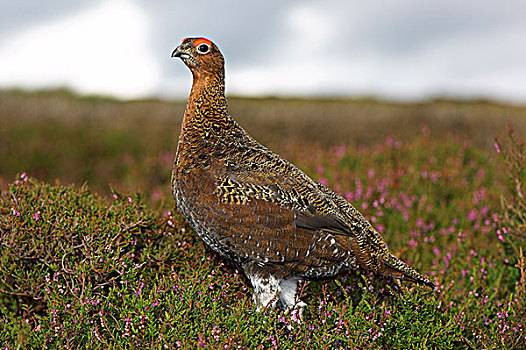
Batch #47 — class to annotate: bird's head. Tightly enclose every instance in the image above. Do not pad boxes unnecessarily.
[171,37,224,78]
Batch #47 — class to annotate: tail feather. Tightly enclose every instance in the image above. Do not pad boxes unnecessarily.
[349,235,435,288]
[382,258,435,288]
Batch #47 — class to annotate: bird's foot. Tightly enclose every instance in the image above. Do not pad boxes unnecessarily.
[288,300,306,323]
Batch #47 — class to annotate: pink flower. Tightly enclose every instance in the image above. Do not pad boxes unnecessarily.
[334,146,346,158]
[430,172,440,183]
[467,209,477,221]
[493,141,501,153]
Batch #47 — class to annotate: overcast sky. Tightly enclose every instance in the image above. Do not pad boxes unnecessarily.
[1,0,525,102]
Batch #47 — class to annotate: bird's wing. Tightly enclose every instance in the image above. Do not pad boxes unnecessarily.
[177,167,352,278]
[208,148,434,286]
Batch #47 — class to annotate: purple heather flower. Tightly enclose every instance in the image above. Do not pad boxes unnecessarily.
[496,230,505,243]
[334,146,346,158]
[467,209,477,221]
[494,141,501,153]
[433,246,440,256]
[430,172,440,183]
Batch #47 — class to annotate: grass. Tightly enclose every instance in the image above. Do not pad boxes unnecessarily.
[0,89,525,348]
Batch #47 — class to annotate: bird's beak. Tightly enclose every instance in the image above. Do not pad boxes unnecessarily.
[171,47,183,58]
[172,45,191,59]
[171,43,195,67]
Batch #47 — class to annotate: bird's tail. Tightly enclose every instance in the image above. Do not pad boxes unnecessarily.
[380,253,435,288]
[348,235,435,288]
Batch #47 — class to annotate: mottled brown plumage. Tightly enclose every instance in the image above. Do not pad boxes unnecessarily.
[171,37,434,319]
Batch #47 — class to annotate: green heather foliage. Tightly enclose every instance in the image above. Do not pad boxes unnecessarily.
[0,90,525,349]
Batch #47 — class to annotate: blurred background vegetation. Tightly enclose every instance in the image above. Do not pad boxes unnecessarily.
[2,88,526,200]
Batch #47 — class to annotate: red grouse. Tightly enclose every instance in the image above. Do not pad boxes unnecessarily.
[171,37,434,320]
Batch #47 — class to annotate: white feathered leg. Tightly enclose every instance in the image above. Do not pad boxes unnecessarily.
[279,276,306,323]
[247,273,280,311]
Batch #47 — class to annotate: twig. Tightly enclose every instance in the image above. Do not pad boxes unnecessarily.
[515,247,526,296]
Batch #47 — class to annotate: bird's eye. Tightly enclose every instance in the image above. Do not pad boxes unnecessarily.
[196,43,210,54]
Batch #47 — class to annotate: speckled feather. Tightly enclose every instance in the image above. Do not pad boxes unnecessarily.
[171,37,434,316]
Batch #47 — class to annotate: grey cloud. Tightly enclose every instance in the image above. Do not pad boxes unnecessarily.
[2,0,526,101]
[135,0,305,95]
[0,1,104,44]
[137,1,304,66]
[299,0,526,57]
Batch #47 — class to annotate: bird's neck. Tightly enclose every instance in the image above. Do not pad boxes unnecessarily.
[177,70,238,153]
[183,71,229,126]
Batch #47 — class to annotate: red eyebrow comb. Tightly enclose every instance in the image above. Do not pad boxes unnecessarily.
[193,38,212,47]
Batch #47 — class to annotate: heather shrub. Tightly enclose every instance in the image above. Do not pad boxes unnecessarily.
[0,176,187,347]
[1,131,525,349]
[1,91,525,349]
[494,126,526,339]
